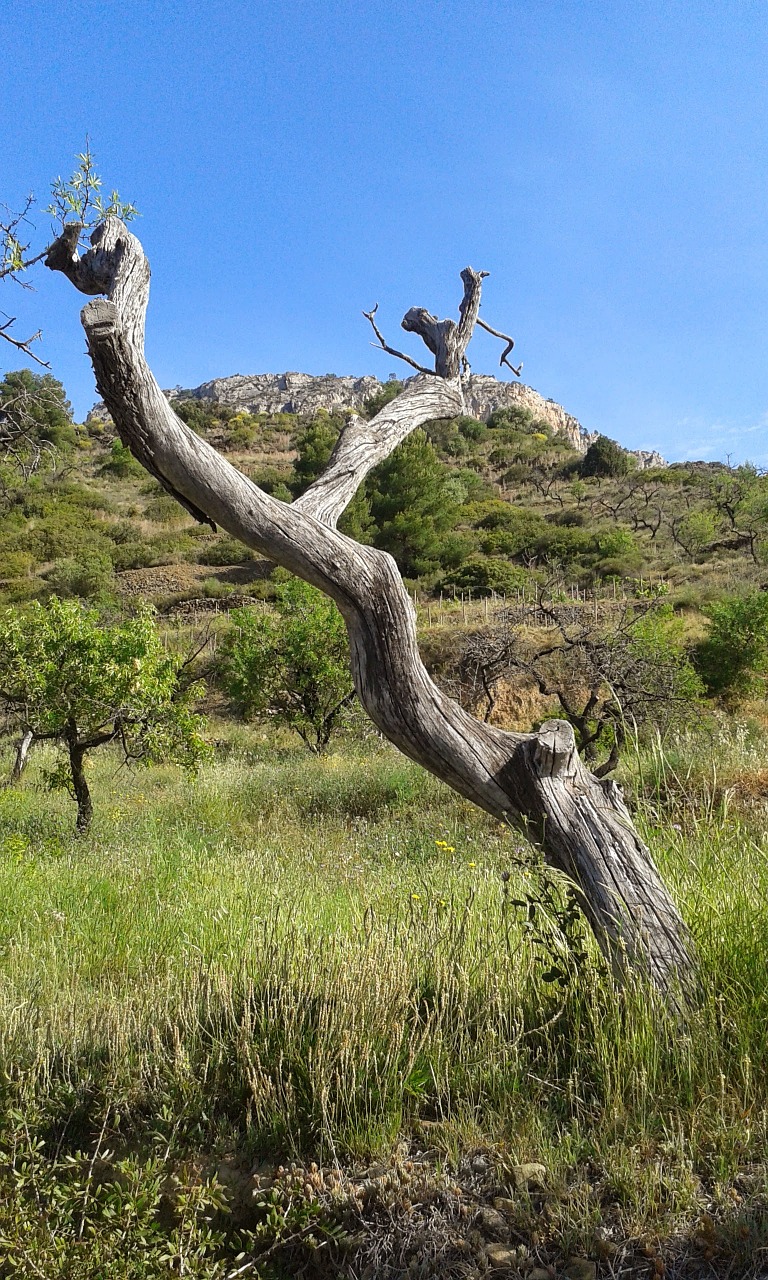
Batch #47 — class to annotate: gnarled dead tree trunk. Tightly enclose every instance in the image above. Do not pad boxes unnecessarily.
[47,218,695,1006]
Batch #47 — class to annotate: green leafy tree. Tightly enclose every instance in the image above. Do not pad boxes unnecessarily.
[0,369,75,494]
[219,580,355,751]
[292,416,343,494]
[362,378,403,419]
[581,434,632,479]
[367,431,462,576]
[694,590,768,702]
[0,599,208,832]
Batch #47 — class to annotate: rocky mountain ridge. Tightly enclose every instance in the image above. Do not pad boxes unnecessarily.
[91,371,666,468]
[171,371,592,452]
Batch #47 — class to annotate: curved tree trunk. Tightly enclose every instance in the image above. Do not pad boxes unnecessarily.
[47,219,695,1005]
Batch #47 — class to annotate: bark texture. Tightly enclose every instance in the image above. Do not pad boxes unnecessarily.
[47,218,695,1003]
[8,728,33,784]
[66,726,93,835]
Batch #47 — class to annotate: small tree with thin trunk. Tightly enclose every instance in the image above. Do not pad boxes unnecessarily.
[0,598,208,833]
[220,580,356,752]
[43,216,696,1006]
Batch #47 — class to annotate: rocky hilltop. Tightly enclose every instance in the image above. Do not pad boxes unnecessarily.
[92,371,665,467]
[173,371,591,452]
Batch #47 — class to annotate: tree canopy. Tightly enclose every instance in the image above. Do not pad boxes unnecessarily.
[219,579,355,752]
[0,598,208,831]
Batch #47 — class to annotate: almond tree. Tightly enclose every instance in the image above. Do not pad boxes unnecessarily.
[45,217,695,1003]
[0,598,208,833]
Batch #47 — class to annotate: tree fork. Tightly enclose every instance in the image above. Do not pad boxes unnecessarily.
[47,218,696,1004]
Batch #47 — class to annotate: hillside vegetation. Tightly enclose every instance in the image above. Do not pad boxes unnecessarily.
[3,368,768,1276]
[2,369,767,616]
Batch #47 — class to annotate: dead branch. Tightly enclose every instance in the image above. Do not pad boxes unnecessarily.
[476,317,523,375]
[362,304,433,376]
[0,314,50,368]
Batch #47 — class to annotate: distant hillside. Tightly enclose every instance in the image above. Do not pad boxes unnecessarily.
[169,370,593,452]
[12,364,761,619]
[88,370,667,469]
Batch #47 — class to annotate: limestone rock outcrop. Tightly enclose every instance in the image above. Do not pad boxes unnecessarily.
[91,370,666,466]
[458,375,586,450]
[172,370,591,451]
[174,372,383,419]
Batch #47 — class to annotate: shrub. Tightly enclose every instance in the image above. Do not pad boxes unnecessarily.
[100,439,144,478]
[694,590,768,702]
[1,551,34,580]
[362,379,403,418]
[249,465,294,502]
[45,550,114,599]
[144,495,186,524]
[581,435,632,478]
[195,537,254,566]
[110,541,156,571]
[224,412,259,448]
[218,580,355,751]
[443,556,526,596]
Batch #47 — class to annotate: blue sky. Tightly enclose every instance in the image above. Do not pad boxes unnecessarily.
[2,0,768,463]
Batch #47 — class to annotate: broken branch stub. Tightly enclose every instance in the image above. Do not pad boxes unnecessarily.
[46,218,696,1008]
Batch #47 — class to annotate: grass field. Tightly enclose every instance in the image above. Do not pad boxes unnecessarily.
[1,728,767,1277]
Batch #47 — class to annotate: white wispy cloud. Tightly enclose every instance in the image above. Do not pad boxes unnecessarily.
[668,412,768,467]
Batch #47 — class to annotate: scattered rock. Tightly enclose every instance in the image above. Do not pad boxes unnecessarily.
[563,1260,596,1280]
[734,1168,765,1194]
[492,1196,517,1215]
[484,1242,517,1271]
[593,1229,618,1260]
[528,1269,553,1280]
[474,1205,510,1240]
[511,1162,548,1191]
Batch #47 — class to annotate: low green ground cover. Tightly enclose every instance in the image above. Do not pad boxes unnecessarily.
[0,729,767,1275]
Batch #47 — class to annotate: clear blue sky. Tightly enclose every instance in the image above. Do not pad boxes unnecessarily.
[2,0,768,463]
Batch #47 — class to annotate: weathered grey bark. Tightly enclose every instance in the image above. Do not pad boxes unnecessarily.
[47,218,695,1003]
[8,728,34,784]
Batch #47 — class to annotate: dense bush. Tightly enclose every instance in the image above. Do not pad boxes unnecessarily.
[195,537,254,566]
[144,494,187,524]
[362,378,403,418]
[45,551,114,600]
[443,555,526,596]
[694,590,768,701]
[219,580,355,751]
[100,439,144,478]
[581,434,632,478]
[292,415,343,493]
